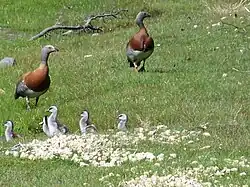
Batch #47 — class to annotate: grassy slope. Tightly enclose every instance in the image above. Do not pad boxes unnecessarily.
[1,0,250,186]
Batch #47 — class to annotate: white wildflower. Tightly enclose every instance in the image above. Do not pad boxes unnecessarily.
[240,172,247,176]
[199,146,211,150]
[169,153,177,159]
[202,132,211,137]
[157,153,164,161]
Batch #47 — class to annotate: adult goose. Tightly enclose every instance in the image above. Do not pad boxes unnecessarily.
[126,11,154,72]
[14,45,59,110]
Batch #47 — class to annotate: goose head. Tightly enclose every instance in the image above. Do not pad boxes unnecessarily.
[135,11,151,26]
[42,45,59,54]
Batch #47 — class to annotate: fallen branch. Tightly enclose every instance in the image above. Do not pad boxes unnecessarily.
[233,105,242,122]
[29,9,128,41]
[220,20,249,33]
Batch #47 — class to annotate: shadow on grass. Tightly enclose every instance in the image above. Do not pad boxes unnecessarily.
[146,68,178,74]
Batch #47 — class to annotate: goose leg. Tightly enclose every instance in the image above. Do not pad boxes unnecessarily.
[133,62,138,72]
[129,61,134,67]
[35,97,39,106]
[139,60,146,72]
[25,97,31,111]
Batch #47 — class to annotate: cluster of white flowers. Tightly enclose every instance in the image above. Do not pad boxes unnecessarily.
[132,125,206,145]
[4,123,249,186]
[5,124,207,167]
[118,154,250,187]
[3,129,162,167]
[120,174,204,187]
[120,162,249,187]
[224,156,250,168]
[5,133,163,167]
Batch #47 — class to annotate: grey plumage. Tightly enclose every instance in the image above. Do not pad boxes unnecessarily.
[47,105,69,136]
[2,120,20,142]
[117,114,128,131]
[126,11,154,72]
[14,45,59,110]
[0,57,16,68]
[79,110,97,135]
[135,11,151,28]
[40,115,51,137]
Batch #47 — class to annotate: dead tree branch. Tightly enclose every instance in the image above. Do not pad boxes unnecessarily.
[29,9,128,41]
[220,20,249,34]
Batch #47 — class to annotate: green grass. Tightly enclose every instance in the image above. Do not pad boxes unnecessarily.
[1,0,250,186]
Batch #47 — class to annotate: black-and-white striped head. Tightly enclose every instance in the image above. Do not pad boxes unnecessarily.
[118,114,128,123]
[3,120,14,130]
[80,110,89,122]
[48,105,58,114]
[41,116,48,125]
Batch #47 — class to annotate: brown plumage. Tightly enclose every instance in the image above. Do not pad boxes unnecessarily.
[15,45,59,110]
[126,11,154,72]
[23,64,50,92]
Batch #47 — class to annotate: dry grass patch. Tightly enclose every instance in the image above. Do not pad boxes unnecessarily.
[204,0,250,16]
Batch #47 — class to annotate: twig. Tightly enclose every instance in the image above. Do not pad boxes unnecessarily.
[233,105,242,122]
[244,6,250,12]
[232,67,250,73]
[221,20,247,33]
[29,9,128,41]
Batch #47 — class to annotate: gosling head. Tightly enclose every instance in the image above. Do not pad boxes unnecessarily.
[80,110,89,123]
[48,105,58,114]
[3,120,14,130]
[118,113,128,122]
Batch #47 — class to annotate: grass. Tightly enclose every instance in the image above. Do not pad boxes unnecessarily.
[1,0,250,186]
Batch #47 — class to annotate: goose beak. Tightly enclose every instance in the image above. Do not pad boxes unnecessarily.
[54,47,59,52]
